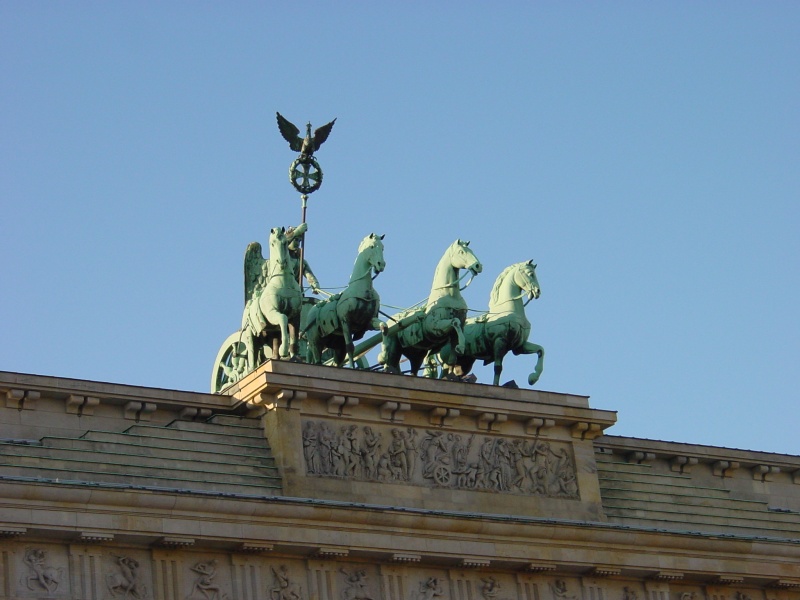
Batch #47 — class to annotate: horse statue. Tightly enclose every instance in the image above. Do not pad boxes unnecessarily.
[438,260,544,386]
[242,227,303,366]
[379,239,482,375]
[303,233,387,367]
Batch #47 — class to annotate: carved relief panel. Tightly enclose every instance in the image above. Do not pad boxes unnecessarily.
[301,420,579,498]
[15,546,69,598]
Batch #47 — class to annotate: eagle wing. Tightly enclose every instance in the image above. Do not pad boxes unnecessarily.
[276,112,303,152]
[313,118,337,152]
[244,242,266,305]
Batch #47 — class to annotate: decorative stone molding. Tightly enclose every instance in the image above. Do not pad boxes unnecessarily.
[591,567,622,577]
[124,401,157,421]
[769,580,800,589]
[525,417,555,436]
[239,542,273,553]
[157,536,195,548]
[571,422,603,440]
[327,395,359,416]
[0,525,26,537]
[66,395,100,415]
[391,553,421,563]
[180,407,212,420]
[429,407,459,426]
[652,572,684,581]
[314,547,349,558]
[258,389,307,411]
[716,576,744,585]
[77,531,114,543]
[5,388,39,410]
[525,562,557,573]
[670,456,699,474]
[460,558,491,568]
[477,412,508,432]
[380,401,410,421]
[626,451,656,464]
[712,461,740,478]
[752,464,780,482]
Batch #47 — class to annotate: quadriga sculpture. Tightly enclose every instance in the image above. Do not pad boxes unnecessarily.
[438,260,544,386]
[379,239,482,375]
[303,233,387,367]
[242,227,303,366]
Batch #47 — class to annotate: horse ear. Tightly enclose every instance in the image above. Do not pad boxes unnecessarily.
[280,226,286,233]
[464,240,470,246]
[527,259,533,265]
[380,234,385,240]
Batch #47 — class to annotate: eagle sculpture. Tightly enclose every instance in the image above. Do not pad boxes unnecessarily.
[276,112,336,157]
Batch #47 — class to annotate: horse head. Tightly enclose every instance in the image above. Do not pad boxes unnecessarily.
[516,260,540,300]
[268,227,289,273]
[450,239,483,276]
[358,233,386,276]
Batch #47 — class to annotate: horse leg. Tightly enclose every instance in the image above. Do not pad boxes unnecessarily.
[519,341,545,385]
[341,320,355,368]
[451,319,466,355]
[492,337,510,386]
[264,310,290,358]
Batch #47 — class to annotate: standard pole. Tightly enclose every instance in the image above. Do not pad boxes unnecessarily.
[298,194,308,289]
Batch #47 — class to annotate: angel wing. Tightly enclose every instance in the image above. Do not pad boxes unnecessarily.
[312,118,336,152]
[243,242,267,306]
[276,112,303,152]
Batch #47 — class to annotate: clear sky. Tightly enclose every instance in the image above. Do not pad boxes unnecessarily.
[1,3,798,455]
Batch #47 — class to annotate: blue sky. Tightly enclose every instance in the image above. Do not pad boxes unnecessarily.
[1,3,798,455]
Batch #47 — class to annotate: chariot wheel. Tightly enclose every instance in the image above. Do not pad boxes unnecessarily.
[210,331,273,393]
[289,156,323,194]
[433,464,452,486]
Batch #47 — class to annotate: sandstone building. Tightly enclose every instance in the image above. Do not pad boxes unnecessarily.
[1,362,798,600]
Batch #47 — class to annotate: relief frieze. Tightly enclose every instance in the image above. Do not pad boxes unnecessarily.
[301,420,579,498]
[106,555,149,599]
[20,547,65,596]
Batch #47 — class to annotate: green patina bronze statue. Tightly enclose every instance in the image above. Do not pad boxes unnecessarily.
[277,112,336,195]
[242,226,304,365]
[378,240,482,376]
[210,112,547,393]
[302,233,387,367]
[437,260,545,386]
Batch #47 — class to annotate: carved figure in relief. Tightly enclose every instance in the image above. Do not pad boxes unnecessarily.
[270,565,303,600]
[550,580,577,600]
[622,588,638,600]
[318,422,336,474]
[389,428,410,480]
[344,425,363,477]
[679,593,695,600]
[405,427,419,478]
[376,452,394,481]
[340,569,374,600]
[413,577,444,600]
[480,577,510,600]
[107,555,148,599]
[362,426,382,479]
[21,548,63,594]
[187,560,228,600]
[303,421,321,474]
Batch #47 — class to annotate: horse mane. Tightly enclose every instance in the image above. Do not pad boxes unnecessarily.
[490,264,518,306]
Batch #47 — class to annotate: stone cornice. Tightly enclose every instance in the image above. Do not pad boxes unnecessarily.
[230,360,617,433]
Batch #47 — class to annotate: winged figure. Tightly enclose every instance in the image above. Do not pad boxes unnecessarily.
[276,112,336,157]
